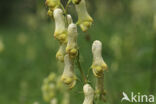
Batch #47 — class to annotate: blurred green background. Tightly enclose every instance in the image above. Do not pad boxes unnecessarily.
[0,0,156,104]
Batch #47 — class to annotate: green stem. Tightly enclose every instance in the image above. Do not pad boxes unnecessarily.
[76,50,88,84]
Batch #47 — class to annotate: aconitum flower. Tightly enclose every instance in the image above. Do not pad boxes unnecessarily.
[56,44,66,62]
[45,0,60,11]
[66,23,78,58]
[61,55,76,88]
[75,0,93,32]
[83,84,94,104]
[67,14,73,25]
[53,8,67,43]
[91,40,107,77]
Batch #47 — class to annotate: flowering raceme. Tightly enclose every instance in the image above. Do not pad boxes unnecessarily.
[66,23,78,58]
[53,9,67,43]
[44,0,109,103]
[91,40,108,77]
[83,84,94,104]
[61,55,76,88]
[75,0,93,32]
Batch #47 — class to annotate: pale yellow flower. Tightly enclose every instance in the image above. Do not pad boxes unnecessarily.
[53,8,67,43]
[67,14,73,25]
[83,84,94,104]
[75,0,93,32]
[91,40,107,77]
[66,23,78,58]
[61,55,76,89]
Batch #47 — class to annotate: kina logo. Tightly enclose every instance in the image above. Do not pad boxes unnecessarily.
[121,92,155,103]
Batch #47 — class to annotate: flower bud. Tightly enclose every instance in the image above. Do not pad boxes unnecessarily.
[56,44,66,62]
[91,40,107,77]
[67,14,73,25]
[53,8,67,43]
[75,0,93,32]
[45,0,60,10]
[72,0,81,4]
[66,23,78,58]
[83,84,94,104]
[61,55,76,88]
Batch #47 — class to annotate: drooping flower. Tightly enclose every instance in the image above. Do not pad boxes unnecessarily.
[66,23,78,58]
[53,8,67,43]
[56,44,66,62]
[75,0,93,32]
[91,40,108,77]
[61,55,76,89]
[83,84,94,104]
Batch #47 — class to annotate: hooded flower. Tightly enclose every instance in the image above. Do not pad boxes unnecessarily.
[66,23,78,58]
[67,14,73,25]
[56,44,66,62]
[75,0,93,32]
[91,40,107,77]
[53,8,67,43]
[61,55,76,88]
[83,84,94,104]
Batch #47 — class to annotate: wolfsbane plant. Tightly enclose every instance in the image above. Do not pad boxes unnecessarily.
[43,0,108,104]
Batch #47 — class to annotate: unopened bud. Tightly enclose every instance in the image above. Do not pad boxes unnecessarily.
[75,0,93,32]
[83,84,94,104]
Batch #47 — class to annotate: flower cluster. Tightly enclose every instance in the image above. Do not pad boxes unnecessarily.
[44,0,108,104]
